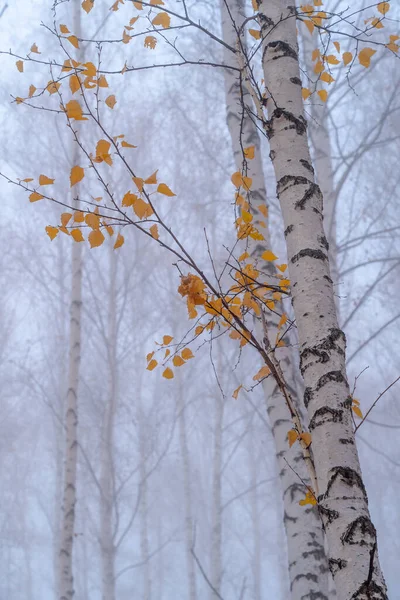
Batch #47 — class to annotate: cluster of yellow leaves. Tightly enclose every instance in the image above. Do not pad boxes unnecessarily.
[146,336,195,380]
[351,397,363,420]
[288,429,312,448]
[299,2,328,35]
[178,274,208,319]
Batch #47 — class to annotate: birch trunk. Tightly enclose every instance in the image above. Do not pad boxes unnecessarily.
[58,222,82,600]
[58,9,82,595]
[100,246,118,600]
[177,384,197,600]
[210,395,223,598]
[221,2,330,598]
[139,417,152,600]
[258,2,387,598]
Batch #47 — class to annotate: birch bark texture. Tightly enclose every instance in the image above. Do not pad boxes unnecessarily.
[257,1,387,598]
[220,2,330,598]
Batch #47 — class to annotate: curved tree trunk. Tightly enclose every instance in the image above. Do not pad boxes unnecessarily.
[220,1,330,598]
[258,2,387,598]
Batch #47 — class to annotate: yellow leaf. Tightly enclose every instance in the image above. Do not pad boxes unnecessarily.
[300,432,312,447]
[261,250,278,261]
[371,17,384,29]
[147,359,158,371]
[238,251,249,262]
[88,229,105,248]
[299,491,317,506]
[252,0,258,9]
[324,54,340,65]
[377,1,390,14]
[132,177,144,192]
[320,72,335,84]
[65,99,87,120]
[122,30,131,43]
[133,1,143,8]
[30,43,40,53]
[157,183,176,196]
[16,60,24,72]
[28,85,36,98]
[249,29,261,39]
[173,355,185,367]
[317,89,328,102]
[105,95,117,109]
[82,0,94,13]
[29,192,44,202]
[195,325,204,336]
[147,351,155,362]
[342,51,353,66]
[244,146,255,159]
[69,74,81,94]
[133,198,153,219]
[162,367,174,379]
[113,233,124,249]
[122,192,137,207]
[97,75,108,88]
[311,48,320,61]
[39,174,54,185]
[71,228,84,242]
[60,24,70,33]
[144,36,157,49]
[304,20,315,35]
[333,41,340,53]
[82,62,96,77]
[67,35,79,49]
[61,212,72,227]
[121,140,137,148]
[277,263,287,272]
[278,314,288,328]
[46,226,59,240]
[314,60,324,74]
[232,385,242,400]
[95,139,112,165]
[288,429,299,447]
[253,365,271,381]
[70,165,84,186]
[358,47,376,68]
[352,405,363,419]
[163,335,173,345]
[46,81,61,94]
[302,87,312,100]
[152,12,171,28]
[150,0,164,4]
[22,178,33,182]
[181,348,194,360]
[242,210,253,224]
[258,204,268,218]
[145,170,158,184]
[150,224,159,240]
[85,213,100,229]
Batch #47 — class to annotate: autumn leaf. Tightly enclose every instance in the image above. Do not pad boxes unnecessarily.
[88,229,105,248]
[82,0,94,12]
[114,233,124,249]
[97,75,108,88]
[105,95,117,109]
[181,348,194,360]
[320,72,335,84]
[261,249,278,261]
[144,36,157,49]
[162,367,174,379]
[152,12,171,28]
[39,174,55,185]
[317,89,328,102]
[324,54,340,65]
[244,146,255,159]
[173,355,185,367]
[150,224,159,239]
[29,192,44,202]
[122,30,131,44]
[352,405,363,419]
[60,24,70,34]
[16,60,24,72]
[70,165,84,186]
[30,43,40,53]
[45,226,59,240]
[238,251,249,262]
[67,35,80,49]
[147,359,158,371]
[61,212,73,227]
[288,429,299,447]
[358,47,376,68]
[74,211,84,222]
[253,365,270,381]
[302,87,312,100]
[157,183,176,196]
[81,62,96,77]
[122,192,137,207]
[278,314,288,328]
[85,213,100,229]
[333,41,340,53]
[71,229,84,242]
[145,170,158,184]
[342,51,353,66]
[300,432,312,447]
[65,99,87,120]
[232,385,242,400]
[121,140,137,148]
[314,60,324,74]
[69,74,81,94]
[133,198,153,219]
[28,85,36,98]
[242,210,253,224]
[299,491,317,506]
[46,81,61,94]
[249,29,261,39]
[377,1,390,14]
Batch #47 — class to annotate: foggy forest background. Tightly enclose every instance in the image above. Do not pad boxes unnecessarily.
[0,0,400,598]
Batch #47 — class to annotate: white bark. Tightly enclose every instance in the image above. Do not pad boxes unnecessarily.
[221,2,330,598]
[100,246,118,600]
[258,2,387,598]
[178,385,198,600]
[210,395,223,598]
[139,416,152,600]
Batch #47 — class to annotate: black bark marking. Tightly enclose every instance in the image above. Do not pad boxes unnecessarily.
[271,109,307,136]
[285,482,304,502]
[309,406,343,431]
[290,76,302,85]
[329,557,347,577]
[270,149,276,161]
[300,158,314,173]
[291,572,318,589]
[284,224,294,237]
[323,274,333,283]
[291,248,328,264]
[319,504,339,524]
[342,515,375,546]
[278,174,309,194]
[350,581,388,600]
[304,387,313,409]
[295,182,323,210]
[318,235,329,250]
[316,370,345,391]
[266,40,298,61]
[283,510,297,524]
[326,467,368,502]
[300,329,346,374]
[339,438,354,445]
